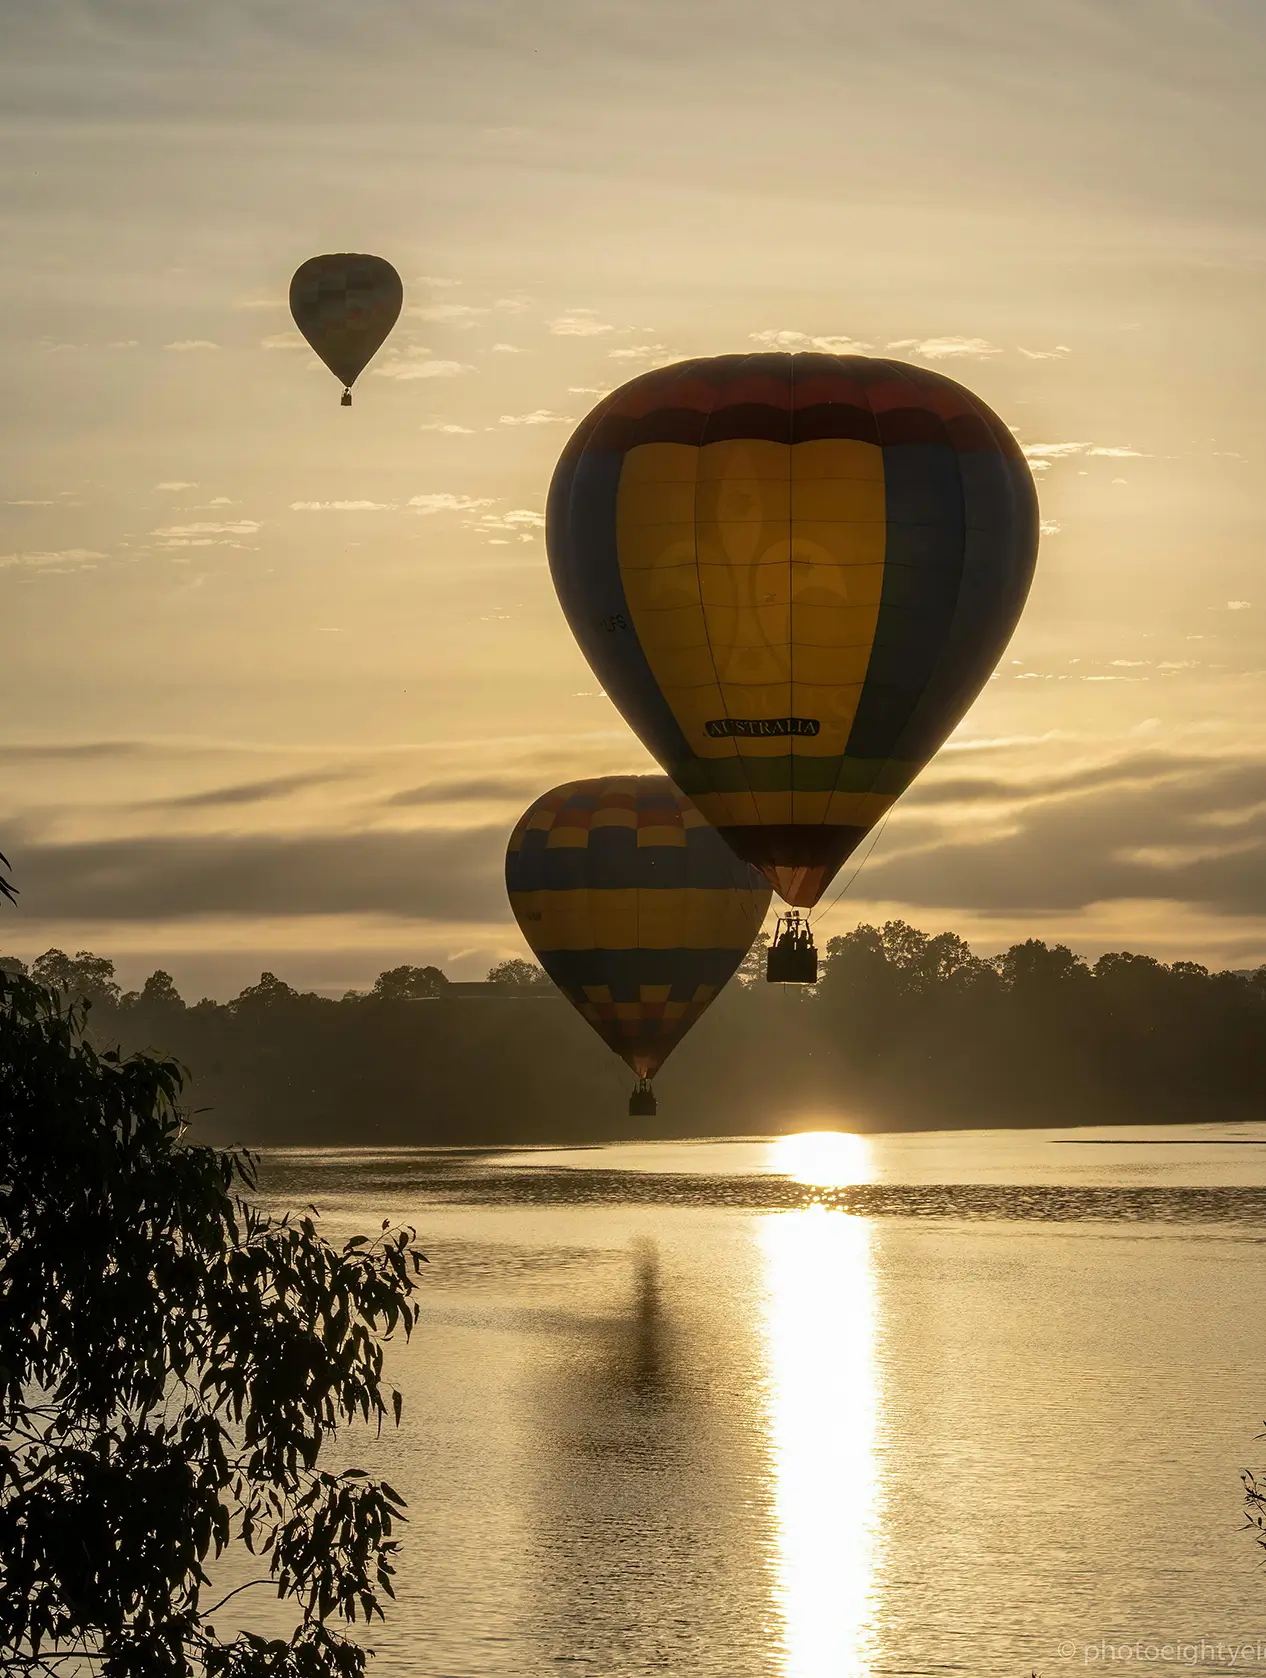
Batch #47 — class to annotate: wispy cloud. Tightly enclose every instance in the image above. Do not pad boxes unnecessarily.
[1040,519,1062,536]
[420,421,475,433]
[155,481,198,490]
[140,770,351,810]
[385,775,539,807]
[290,500,397,512]
[497,409,573,426]
[0,548,105,572]
[163,340,219,352]
[153,520,260,538]
[474,509,545,542]
[6,499,55,506]
[888,336,1002,360]
[1228,601,1253,611]
[1021,441,1146,473]
[372,358,471,381]
[407,303,487,325]
[408,493,494,515]
[106,339,139,350]
[608,344,674,365]
[1019,345,1072,359]
[490,343,525,353]
[749,329,871,352]
[260,331,305,350]
[549,311,616,337]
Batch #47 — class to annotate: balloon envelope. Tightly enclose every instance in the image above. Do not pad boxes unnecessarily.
[506,775,770,1078]
[288,254,402,391]
[546,353,1039,906]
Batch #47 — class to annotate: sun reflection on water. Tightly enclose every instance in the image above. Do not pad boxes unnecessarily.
[771,1129,876,1188]
[762,1169,881,1677]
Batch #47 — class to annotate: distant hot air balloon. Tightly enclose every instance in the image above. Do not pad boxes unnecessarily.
[506,775,771,1115]
[289,254,403,405]
[546,353,1039,975]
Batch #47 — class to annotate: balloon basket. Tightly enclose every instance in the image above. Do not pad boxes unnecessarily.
[628,1077,657,1118]
[340,389,352,406]
[766,911,818,984]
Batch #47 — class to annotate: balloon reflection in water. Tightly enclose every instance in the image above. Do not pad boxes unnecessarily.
[762,1204,882,1678]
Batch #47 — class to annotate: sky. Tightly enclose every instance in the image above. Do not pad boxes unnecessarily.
[2,0,1266,998]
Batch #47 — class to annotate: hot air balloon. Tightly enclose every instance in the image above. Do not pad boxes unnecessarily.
[546,353,1039,978]
[289,254,403,405]
[506,775,770,1115]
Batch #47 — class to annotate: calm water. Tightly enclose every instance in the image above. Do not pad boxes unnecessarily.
[220,1125,1266,1676]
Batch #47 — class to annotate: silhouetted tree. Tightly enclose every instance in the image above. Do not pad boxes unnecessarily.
[0,972,426,1676]
[370,964,447,1002]
[29,947,121,1007]
[485,958,552,991]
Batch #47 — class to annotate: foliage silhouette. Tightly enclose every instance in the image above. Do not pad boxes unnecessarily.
[5,923,1266,1143]
[0,972,426,1677]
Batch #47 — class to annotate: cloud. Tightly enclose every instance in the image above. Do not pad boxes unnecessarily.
[1228,601,1252,610]
[140,770,351,811]
[1021,441,1146,474]
[152,520,260,538]
[106,340,139,350]
[608,344,674,365]
[0,549,105,572]
[260,331,305,350]
[420,421,475,434]
[490,343,525,353]
[1039,520,1062,536]
[385,775,539,807]
[549,311,616,336]
[7,826,508,923]
[1022,443,1090,461]
[497,409,573,426]
[235,298,285,310]
[0,741,147,763]
[163,340,219,351]
[863,748,1266,920]
[888,337,1002,359]
[494,295,532,313]
[156,481,198,490]
[1019,345,1072,359]
[472,510,544,544]
[749,330,871,352]
[415,275,462,288]
[289,500,396,511]
[205,496,235,506]
[407,493,494,515]
[567,386,606,395]
[407,303,486,324]
[6,499,55,506]
[372,358,471,381]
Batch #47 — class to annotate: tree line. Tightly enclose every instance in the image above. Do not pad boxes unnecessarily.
[3,923,1265,1143]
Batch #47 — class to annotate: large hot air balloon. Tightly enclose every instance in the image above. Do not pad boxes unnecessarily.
[546,354,1039,959]
[289,254,403,405]
[506,775,770,1114]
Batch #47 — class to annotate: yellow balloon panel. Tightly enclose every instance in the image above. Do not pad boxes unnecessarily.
[614,438,889,765]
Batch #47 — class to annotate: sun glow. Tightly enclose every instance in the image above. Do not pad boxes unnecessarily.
[762,1207,882,1677]
[771,1130,875,1188]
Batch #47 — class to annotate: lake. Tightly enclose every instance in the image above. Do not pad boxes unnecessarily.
[222,1125,1266,1676]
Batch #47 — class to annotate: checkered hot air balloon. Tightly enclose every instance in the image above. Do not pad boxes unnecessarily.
[546,353,1040,911]
[506,776,770,1115]
[289,254,403,405]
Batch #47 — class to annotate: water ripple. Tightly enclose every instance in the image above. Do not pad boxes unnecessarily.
[414,1170,1266,1222]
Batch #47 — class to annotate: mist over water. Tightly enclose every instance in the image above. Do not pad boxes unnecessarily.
[227,1127,1266,1676]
